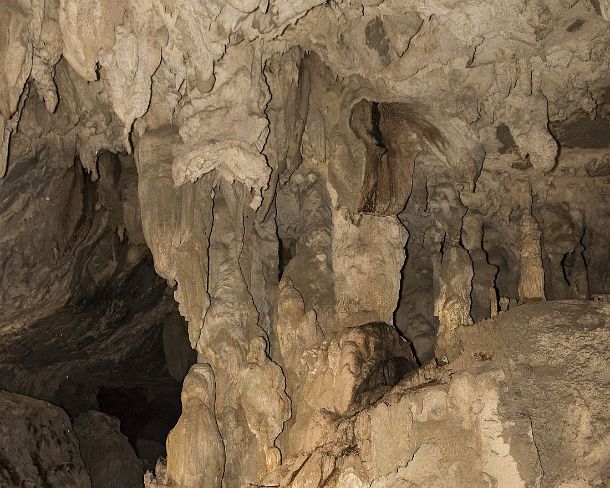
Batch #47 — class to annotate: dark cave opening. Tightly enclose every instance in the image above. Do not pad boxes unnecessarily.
[97,383,182,471]
[278,235,296,279]
[370,102,388,154]
[349,99,421,216]
[0,150,197,483]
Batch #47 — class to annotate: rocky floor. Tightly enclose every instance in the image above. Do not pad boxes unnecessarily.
[2,0,610,487]
[2,300,608,487]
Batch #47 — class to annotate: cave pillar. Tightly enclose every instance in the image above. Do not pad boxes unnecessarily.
[432,243,443,318]
[135,126,214,345]
[462,213,498,323]
[195,182,289,486]
[434,243,474,359]
[274,163,409,454]
[281,173,335,335]
[273,119,410,458]
[239,337,291,473]
[332,208,408,329]
[517,213,546,303]
[165,364,225,488]
[490,288,498,318]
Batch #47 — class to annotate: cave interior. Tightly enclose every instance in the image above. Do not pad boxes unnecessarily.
[0,1,609,488]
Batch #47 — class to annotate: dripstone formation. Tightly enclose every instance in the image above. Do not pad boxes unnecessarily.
[1,1,609,487]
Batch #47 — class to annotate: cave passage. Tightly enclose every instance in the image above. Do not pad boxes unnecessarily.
[0,151,197,483]
[2,3,610,487]
[97,384,182,470]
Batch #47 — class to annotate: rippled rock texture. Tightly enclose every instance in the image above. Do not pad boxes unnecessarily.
[1,0,610,487]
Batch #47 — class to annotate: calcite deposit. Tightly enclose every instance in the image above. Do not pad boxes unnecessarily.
[1,0,610,486]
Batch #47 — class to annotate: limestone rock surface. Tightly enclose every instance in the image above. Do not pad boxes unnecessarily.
[1,0,610,487]
[165,364,225,488]
[0,390,91,488]
[263,300,610,488]
[74,411,144,488]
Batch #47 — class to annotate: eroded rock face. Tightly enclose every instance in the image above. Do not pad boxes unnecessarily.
[263,301,610,488]
[239,337,291,472]
[0,148,180,413]
[0,391,91,488]
[2,0,610,487]
[74,411,144,488]
[304,323,417,417]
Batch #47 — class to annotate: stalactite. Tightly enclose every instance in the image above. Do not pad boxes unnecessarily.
[1,2,610,487]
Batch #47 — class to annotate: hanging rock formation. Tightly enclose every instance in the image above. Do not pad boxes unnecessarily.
[1,0,610,487]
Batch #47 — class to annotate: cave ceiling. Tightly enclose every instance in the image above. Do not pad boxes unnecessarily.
[1,0,610,487]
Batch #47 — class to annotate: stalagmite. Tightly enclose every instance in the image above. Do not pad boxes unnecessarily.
[434,244,474,358]
[239,337,291,472]
[0,114,9,178]
[0,1,609,487]
[463,213,498,322]
[165,364,225,488]
[518,212,546,303]
[490,287,498,318]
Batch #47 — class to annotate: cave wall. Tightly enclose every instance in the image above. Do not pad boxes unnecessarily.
[0,140,182,412]
[1,0,610,487]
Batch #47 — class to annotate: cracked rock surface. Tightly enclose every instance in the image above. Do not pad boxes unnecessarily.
[1,0,610,486]
[261,301,610,488]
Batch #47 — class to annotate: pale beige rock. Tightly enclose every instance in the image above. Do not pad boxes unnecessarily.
[490,287,498,318]
[503,94,558,172]
[275,278,323,373]
[280,172,336,336]
[305,323,417,416]
[435,244,474,358]
[136,127,213,344]
[58,0,126,81]
[195,181,276,486]
[0,1,37,119]
[0,114,9,177]
[269,301,610,488]
[2,1,610,487]
[239,337,291,472]
[518,213,546,303]
[144,458,168,488]
[599,0,610,21]
[99,4,164,152]
[172,44,271,210]
[165,364,225,488]
[31,54,58,113]
[332,209,407,328]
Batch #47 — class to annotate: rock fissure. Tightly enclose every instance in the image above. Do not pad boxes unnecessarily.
[1,1,610,487]
[526,411,546,485]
